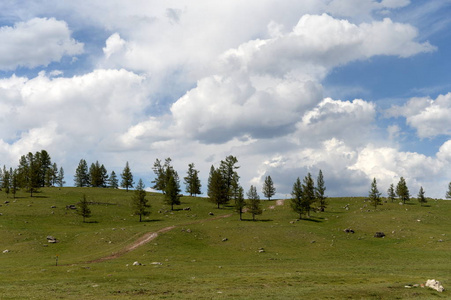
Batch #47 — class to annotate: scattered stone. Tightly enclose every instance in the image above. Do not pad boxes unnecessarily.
[438,239,443,242]
[47,236,58,243]
[150,262,162,265]
[186,229,192,233]
[209,212,214,216]
[183,207,191,211]
[374,232,385,238]
[51,206,56,208]
[4,201,9,204]
[66,204,76,210]
[132,261,141,266]
[258,247,265,253]
[310,240,316,244]
[0,213,3,216]
[222,238,228,242]
[3,249,9,254]
[425,279,444,292]
[344,228,355,234]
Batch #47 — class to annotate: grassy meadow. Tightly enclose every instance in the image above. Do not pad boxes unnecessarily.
[0,187,449,299]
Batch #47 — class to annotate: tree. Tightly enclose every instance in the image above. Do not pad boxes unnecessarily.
[74,159,89,187]
[246,185,262,221]
[108,171,119,188]
[152,158,176,193]
[396,177,410,204]
[2,166,10,197]
[315,170,327,212]
[78,194,92,223]
[446,182,451,199]
[121,162,134,191]
[17,152,40,197]
[262,175,276,201]
[184,163,202,196]
[131,179,150,222]
[417,186,427,206]
[219,155,240,202]
[368,178,382,209]
[387,183,396,203]
[234,186,246,221]
[302,173,315,217]
[291,177,304,219]
[37,150,52,187]
[207,167,228,208]
[10,169,19,199]
[56,167,65,188]
[164,175,181,210]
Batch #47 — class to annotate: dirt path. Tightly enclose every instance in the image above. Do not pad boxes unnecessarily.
[83,213,232,264]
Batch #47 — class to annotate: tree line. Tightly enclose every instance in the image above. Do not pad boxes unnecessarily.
[0,150,65,197]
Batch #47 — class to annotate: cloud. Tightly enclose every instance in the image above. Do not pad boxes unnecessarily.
[0,18,83,70]
[388,93,451,138]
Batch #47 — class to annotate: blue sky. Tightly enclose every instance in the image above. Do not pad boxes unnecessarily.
[1,0,451,198]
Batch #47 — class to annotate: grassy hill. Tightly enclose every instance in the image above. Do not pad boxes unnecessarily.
[0,187,449,299]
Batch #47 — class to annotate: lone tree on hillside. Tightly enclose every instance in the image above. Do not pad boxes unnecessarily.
[152,158,177,194]
[207,166,228,208]
[396,177,410,204]
[78,194,92,223]
[291,177,304,219]
[164,174,181,210]
[184,163,202,196]
[417,186,427,206]
[315,170,327,212]
[262,175,276,201]
[121,162,134,191]
[387,183,396,202]
[247,185,262,221]
[234,186,246,221]
[132,179,150,221]
[368,178,382,209]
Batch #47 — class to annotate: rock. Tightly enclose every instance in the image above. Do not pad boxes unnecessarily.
[3,249,9,254]
[47,236,58,243]
[209,212,214,216]
[425,279,444,292]
[51,206,56,208]
[344,228,355,234]
[183,207,191,211]
[4,201,9,204]
[222,238,228,242]
[150,262,162,265]
[258,249,265,253]
[186,229,192,233]
[132,261,141,266]
[66,204,76,210]
[374,232,385,238]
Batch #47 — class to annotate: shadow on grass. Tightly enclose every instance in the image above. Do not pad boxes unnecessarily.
[240,219,273,222]
[140,219,162,223]
[301,218,323,223]
[31,195,49,199]
[84,220,99,224]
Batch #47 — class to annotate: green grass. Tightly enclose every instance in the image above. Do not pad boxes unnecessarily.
[0,188,449,299]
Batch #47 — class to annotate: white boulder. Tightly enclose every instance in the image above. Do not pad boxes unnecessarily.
[425,279,444,292]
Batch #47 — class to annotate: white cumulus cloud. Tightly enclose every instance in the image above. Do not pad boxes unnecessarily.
[0,18,83,70]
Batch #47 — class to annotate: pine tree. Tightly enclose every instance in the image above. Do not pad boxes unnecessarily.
[315,170,327,212]
[369,178,382,209]
[291,177,304,219]
[247,185,262,221]
[121,162,134,191]
[74,159,89,187]
[262,175,276,201]
[10,169,19,199]
[387,183,396,202]
[2,166,10,197]
[108,171,119,188]
[302,173,315,217]
[56,167,65,187]
[208,167,228,208]
[234,186,246,221]
[152,158,176,193]
[184,163,202,196]
[396,177,410,204]
[78,194,92,223]
[219,155,240,202]
[132,179,150,221]
[446,182,451,199]
[17,152,40,196]
[164,175,181,210]
[417,186,427,206]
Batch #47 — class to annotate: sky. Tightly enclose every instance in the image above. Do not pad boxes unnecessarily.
[1,0,451,198]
